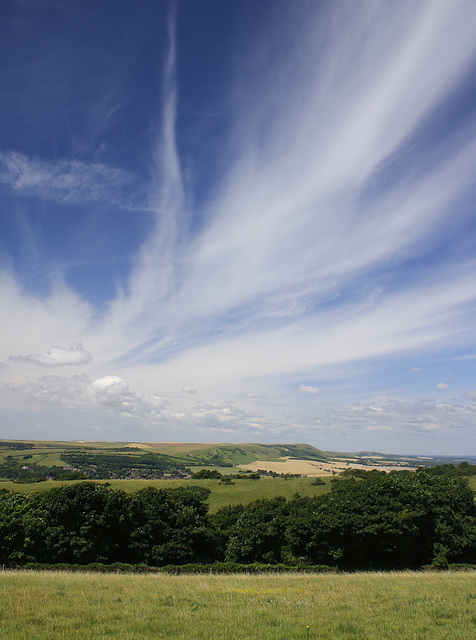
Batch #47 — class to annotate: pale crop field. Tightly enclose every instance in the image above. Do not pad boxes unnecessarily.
[1,570,475,640]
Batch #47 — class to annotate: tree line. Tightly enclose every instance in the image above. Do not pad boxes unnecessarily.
[1,471,475,570]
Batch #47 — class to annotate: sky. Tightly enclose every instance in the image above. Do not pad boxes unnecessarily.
[0,0,475,455]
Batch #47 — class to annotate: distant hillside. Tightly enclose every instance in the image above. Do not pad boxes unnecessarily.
[0,440,350,482]
[1,440,475,483]
[170,442,334,467]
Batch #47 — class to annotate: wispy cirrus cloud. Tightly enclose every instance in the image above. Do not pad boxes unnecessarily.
[95,0,476,375]
[0,150,138,206]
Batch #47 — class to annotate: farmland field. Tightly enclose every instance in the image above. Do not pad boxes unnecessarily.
[1,570,475,639]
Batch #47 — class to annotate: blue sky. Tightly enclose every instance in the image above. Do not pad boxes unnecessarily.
[1,0,476,454]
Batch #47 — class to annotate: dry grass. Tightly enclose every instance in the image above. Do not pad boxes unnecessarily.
[0,570,475,639]
[237,458,417,476]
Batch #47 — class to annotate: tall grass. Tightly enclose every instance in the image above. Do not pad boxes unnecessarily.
[1,570,475,639]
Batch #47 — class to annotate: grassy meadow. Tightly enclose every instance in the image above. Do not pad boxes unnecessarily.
[1,570,475,639]
[0,476,330,512]
[1,474,475,512]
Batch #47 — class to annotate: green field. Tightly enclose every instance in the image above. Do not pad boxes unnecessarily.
[1,469,475,514]
[1,570,475,639]
[0,476,330,512]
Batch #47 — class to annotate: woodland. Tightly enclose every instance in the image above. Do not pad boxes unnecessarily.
[1,468,475,571]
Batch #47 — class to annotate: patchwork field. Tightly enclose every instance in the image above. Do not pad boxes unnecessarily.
[2,439,472,478]
[1,570,475,640]
[2,440,474,508]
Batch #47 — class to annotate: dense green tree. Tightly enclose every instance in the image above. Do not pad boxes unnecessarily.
[129,486,214,565]
[285,473,476,569]
[192,469,223,479]
[1,472,475,570]
[225,497,289,564]
[416,462,476,478]
[209,504,245,561]
[23,483,132,564]
[0,492,33,563]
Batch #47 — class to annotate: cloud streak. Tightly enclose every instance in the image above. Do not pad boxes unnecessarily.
[92,0,476,373]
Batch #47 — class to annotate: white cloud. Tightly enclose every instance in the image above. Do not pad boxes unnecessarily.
[9,344,92,367]
[21,374,91,410]
[7,373,170,421]
[299,385,320,395]
[0,150,137,206]
[0,272,93,366]
[306,396,476,447]
[243,392,267,399]
[181,387,197,394]
[436,383,448,389]
[86,376,169,419]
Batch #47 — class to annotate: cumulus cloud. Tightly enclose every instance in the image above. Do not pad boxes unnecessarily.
[86,376,168,418]
[306,396,476,448]
[299,384,320,395]
[9,344,92,368]
[8,373,169,421]
[181,387,197,394]
[436,383,449,389]
[8,372,275,433]
[88,375,131,399]
[21,374,91,409]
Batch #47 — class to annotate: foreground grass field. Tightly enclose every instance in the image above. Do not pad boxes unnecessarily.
[1,570,475,639]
